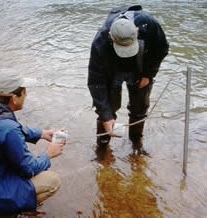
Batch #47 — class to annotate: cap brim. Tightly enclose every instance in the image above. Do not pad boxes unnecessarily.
[0,92,13,97]
[113,40,139,58]
[20,78,37,88]
[0,78,36,96]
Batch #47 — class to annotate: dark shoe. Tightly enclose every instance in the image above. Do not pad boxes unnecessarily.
[17,210,46,217]
[94,143,115,165]
[132,140,149,156]
[128,118,144,143]
[129,118,148,155]
[97,120,111,146]
[95,143,108,161]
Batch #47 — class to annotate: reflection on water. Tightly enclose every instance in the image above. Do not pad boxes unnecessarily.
[0,0,207,217]
[93,145,165,217]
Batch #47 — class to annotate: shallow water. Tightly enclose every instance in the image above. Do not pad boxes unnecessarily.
[0,0,207,217]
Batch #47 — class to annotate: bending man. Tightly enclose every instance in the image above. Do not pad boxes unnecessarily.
[88,5,169,152]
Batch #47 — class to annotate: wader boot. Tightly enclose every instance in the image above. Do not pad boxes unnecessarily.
[96,120,111,147]
[129,118,148,155]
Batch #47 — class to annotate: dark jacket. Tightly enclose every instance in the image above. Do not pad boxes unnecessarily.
[0,103,51,215]
[88,5,169,121]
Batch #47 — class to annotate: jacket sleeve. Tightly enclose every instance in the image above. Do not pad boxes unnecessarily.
[137,14,169,78]
[88,34,114,121]
[21,125,42,144]
[144,25,169,78]
[4,126,51,178]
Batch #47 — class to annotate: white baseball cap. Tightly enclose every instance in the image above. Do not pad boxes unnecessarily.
[0,69,36,96]
[110,18,139,58]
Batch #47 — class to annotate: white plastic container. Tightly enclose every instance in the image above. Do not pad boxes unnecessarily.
[52,130,68,143]
[113,123,126,138]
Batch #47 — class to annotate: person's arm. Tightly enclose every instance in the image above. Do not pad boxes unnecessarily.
[143,23,169,78]
[88,33,114,122]
[136,14,169,78]
[22,125,65,143]
[4,127,63,178]
[154,24,169,63]
[21,125,42,144]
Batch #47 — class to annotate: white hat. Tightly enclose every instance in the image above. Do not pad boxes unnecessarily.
[110,18,139,58]
[0,69,36,96]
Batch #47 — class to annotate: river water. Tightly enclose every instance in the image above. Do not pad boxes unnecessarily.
[0,0,207,217]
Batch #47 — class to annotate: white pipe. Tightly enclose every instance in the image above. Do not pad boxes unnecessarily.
[183,67,191,175]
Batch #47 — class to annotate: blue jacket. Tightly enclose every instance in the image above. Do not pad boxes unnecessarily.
[88,5,169,121]
[0,103,51,215]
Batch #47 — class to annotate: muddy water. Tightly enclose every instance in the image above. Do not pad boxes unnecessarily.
[0,0,206,217]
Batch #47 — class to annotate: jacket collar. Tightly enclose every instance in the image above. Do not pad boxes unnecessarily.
[0,103,17,121]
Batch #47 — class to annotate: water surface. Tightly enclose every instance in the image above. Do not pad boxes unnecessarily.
[0,0,206,217]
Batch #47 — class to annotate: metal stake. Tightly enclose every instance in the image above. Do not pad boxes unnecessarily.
[183,67,191,175]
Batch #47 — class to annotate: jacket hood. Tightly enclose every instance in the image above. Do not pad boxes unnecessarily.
[0,103,17,121]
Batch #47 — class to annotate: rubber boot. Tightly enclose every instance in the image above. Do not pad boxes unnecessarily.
[129,118,144,144]
[96,120,111,147]
[129,118,148,155]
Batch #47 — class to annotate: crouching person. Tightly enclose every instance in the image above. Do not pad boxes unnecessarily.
[0,69,65,216]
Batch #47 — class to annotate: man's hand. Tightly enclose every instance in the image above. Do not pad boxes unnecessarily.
[103,119,115,137]
[46,142,64,159]
[41,128,64,142]
[136,77,149,88]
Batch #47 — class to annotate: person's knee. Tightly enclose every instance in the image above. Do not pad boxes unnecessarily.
[31,171,61,194]
[31,171,61,203]
[46,171,61,193]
